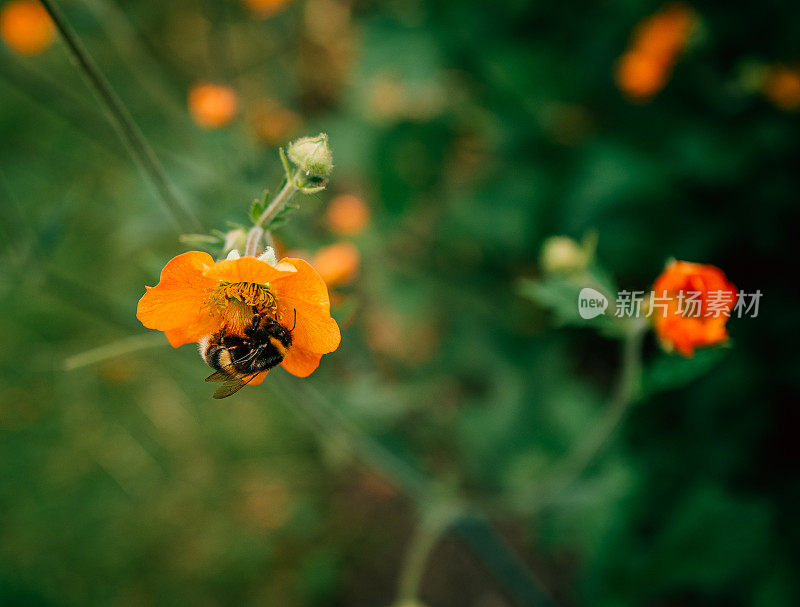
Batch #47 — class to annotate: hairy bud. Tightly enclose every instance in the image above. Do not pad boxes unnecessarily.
[287,133,333,178]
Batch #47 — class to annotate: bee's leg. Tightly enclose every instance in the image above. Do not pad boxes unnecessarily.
[244,314,261,336]
[222,334,246,348]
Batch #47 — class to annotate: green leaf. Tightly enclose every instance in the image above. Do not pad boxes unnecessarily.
[518,275,624,337]
[249,200,263,224]
[641,347,728,397]
[249,190,269,224]
[265,203,299,230]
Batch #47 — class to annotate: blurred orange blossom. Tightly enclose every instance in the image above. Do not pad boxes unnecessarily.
[0,0,54,56]
[188,83,238,129]
[326,193,370,236]
[763,66,800,112]
[615,3,696,101]
[651,260,736,357]
[311,242,360,288]
[250,99,301,145]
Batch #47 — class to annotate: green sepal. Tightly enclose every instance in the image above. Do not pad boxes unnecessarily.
[249,190,270,224]
[279,147,292,176]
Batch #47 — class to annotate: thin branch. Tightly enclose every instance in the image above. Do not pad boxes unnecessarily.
[64,334,166,370]
[256,178,298,228]
[243,176,297,257]
[40,0,201,233]
[0,53,125,159]
[454,513,560,607]
[529,318,647,514]
[396,501,462,605]
[244,226,264,257]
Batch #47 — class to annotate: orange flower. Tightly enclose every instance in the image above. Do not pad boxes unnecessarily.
[615,51,671,101]
[763,66,800,112]
[311,242,359,287]
[250,99,300,145]
[326,193,370,236]
[615,3,696,101]
[137,250,340,379]
[244,0,293,18]
[188,83,238,129]
[651,260,736,357]
[633,3,695,60]
[0,0,55,56]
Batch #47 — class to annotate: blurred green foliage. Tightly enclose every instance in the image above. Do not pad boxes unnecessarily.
[1,0,798,606]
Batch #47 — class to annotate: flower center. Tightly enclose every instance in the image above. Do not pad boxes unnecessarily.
[206,282,278,334]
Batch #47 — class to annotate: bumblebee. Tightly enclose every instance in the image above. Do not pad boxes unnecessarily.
[200,311,294,399]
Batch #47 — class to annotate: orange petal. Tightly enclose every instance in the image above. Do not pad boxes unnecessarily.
[205,255,296,285]
[281,346,323,378]
[164,315,222,347]
[137,251,217,332]
[271,258,341,354]
[247,370,270,386]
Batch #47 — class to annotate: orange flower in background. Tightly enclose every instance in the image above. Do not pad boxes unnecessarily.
[615,51,671,100]
[251,99,301,145]
[633,3,695,59]
[326,193,370,236]
[244,0,293,18]
[311,242,359,288]
[615,3,696,101]
[188,83,238,129]
[763,66,800,112]
[651,260,736,357]
[0,0,55,56]
[137,251,340,379]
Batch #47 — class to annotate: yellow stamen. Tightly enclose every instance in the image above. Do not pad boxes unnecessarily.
[205,282,278,334]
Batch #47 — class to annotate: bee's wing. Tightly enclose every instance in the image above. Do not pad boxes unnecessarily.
[205,370,230,383]
[210,372,261,399]
[211,377,248,399]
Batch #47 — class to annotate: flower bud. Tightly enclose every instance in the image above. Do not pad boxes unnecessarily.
[540,236,588,274]
[287,133,333,177]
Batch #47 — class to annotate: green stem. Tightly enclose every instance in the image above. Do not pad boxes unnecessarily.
[454,513,559,607]
[244,175,299,256]
[0,53,126,159]
[256,177,299,228]
[40,0,201,233]
[533,318,647,512]
[244,226,264,257]
[64,334,166,370]
[396,501,462,604]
